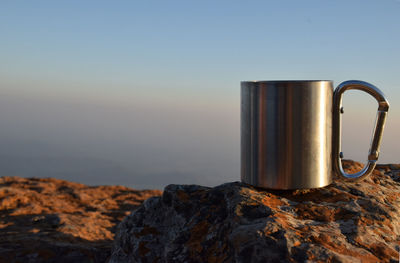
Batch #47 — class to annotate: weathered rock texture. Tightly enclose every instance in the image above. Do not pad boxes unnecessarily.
[0,176,161,262]
[111,160,400,263]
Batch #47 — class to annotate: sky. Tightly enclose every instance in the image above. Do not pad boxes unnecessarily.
[0,0,399,189]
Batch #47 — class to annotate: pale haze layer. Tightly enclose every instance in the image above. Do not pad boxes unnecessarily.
[0,1,399,189]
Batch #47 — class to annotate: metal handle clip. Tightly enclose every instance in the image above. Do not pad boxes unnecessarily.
[332,80,389,180]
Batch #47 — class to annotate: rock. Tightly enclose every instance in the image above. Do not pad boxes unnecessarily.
[111,160,400,263]
[0,176,162,262]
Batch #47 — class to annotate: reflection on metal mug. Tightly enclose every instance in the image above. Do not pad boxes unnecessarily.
[241,80,389,189]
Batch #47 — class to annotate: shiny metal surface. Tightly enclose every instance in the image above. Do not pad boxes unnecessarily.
[241,81,333,189]
[332,80,389,181]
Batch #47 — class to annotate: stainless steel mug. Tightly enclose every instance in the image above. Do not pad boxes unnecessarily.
[241,80,389,189]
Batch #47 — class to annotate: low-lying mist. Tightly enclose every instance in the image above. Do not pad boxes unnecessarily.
[0,91,239,189]
[0,90,397,189]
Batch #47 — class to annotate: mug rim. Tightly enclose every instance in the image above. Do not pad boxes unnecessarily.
[241,80,332,84]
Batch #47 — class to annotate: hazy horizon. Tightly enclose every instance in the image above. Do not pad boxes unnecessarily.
[0,86,398,189]
[1,1,399,189]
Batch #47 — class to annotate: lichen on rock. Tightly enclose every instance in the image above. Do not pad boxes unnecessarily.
[0,176,162,262]
[111,160,400,263]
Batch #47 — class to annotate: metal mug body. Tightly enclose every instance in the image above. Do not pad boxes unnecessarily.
[241,81,333,189]
[241,80,389,190]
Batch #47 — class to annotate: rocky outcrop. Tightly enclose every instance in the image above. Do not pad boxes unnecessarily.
[0,176,161,262]
[111,160,400,263]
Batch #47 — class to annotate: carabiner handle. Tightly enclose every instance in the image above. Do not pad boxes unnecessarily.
[332,80,389,181]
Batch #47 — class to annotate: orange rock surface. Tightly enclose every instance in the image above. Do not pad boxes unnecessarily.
[111,160,400,263]
[0,176,161,262]
[1,160,399,262]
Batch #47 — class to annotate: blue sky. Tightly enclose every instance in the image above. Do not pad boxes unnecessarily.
[0,0,399,188]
